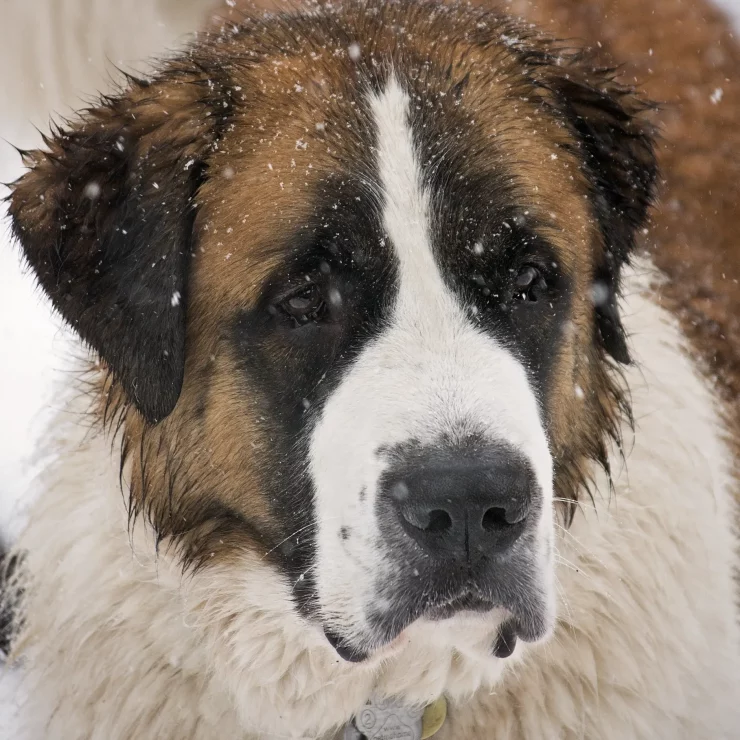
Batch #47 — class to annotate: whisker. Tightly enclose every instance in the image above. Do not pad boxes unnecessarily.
[259,521,323,561]
[291,563,318,594]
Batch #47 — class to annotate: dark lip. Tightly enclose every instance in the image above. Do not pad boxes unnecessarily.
[323,626,370,663]
[423,591,495,620]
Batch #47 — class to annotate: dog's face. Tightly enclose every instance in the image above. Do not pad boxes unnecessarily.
[10,3,654,665]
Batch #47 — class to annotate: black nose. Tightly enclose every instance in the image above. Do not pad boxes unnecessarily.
[382,446,537,561]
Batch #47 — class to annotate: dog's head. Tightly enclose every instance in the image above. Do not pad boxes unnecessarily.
[9,1,655,678]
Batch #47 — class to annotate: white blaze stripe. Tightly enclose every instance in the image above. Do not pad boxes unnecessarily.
[367,75,552,481]
[310,76,554,643]
[369,78,441,302]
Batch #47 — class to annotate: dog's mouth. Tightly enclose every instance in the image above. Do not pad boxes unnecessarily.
[322,583,550,663]
[322,590,496,662]
[423,590,495,620]
[322,612,524,664]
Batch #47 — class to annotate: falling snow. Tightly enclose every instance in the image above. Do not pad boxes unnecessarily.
[348,42,361,61]
[83,181,101,199]
[590,281,611,307]
[499,34,520,47]
[328,287,343,307]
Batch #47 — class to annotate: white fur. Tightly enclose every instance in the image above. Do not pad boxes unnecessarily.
[310,77,555,652]
[6,259,739,739]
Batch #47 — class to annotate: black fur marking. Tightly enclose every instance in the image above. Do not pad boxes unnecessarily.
[403,66,573,424]
[9,66,235,424]
[541,66,657,363]
[0,550,23,660]
[230,171,396,619]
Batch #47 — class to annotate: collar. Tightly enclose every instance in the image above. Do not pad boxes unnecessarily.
[343,696,447,740]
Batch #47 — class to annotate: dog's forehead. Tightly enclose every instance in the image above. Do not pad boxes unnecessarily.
[192,30,594,309]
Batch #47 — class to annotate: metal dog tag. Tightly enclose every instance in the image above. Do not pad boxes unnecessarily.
[343,696,423,740]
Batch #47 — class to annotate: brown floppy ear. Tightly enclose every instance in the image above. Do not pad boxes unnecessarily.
[8,65,228,423]
[543,60,657,363]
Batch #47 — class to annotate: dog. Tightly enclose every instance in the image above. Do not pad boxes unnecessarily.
[4,0,739,737]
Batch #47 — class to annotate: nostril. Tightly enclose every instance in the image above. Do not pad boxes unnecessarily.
[482,506,526,531]
[482,507,509,531]
[403,507,453,533]
[426,509,452,533]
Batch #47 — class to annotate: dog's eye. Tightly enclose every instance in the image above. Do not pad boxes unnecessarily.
[279,285,326,326]
[513,265,547,302]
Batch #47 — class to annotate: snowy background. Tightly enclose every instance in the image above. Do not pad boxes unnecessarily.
[0,0,739,733]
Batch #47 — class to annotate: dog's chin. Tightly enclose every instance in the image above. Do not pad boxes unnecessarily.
[322,586,554,664]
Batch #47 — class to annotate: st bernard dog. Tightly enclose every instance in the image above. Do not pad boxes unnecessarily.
[3,0,739,738]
